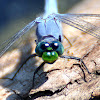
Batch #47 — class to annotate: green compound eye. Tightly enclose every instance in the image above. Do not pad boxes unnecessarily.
[42,51,58,63]
[50,41,64,55]
[35,41,64,63]
[35,42,49,57]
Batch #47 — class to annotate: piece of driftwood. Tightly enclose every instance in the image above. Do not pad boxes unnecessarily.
[0,0,100,100]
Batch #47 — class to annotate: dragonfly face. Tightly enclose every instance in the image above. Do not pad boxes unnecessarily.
[35,40,64,63]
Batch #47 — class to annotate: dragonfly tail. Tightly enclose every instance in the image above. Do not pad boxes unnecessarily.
[44,0,58,18]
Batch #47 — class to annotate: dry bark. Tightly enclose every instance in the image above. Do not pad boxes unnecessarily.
[0,0,100,100]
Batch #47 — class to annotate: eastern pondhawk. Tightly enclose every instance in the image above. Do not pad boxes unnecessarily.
[0,0,100,86]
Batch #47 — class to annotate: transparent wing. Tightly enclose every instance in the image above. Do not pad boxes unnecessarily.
[0,19,36,57]
[55,14,100,39]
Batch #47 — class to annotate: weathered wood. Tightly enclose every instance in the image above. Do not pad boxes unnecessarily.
[0,0,100,99]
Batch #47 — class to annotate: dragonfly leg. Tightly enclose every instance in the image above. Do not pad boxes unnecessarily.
[63,34,72,47]
[0,54,37,80]
[60,55,91,81]
[72,63,87,82]
[32,62,46,87]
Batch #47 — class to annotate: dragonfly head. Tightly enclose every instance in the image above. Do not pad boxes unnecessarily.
[35,41,64,63]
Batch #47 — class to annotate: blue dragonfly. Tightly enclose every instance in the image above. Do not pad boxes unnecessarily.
[0,0,100,86]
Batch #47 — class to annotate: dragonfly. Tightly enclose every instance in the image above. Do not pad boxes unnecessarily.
[0,0,100,86]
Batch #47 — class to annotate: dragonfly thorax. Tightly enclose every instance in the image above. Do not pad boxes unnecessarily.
[36,15,63,42]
